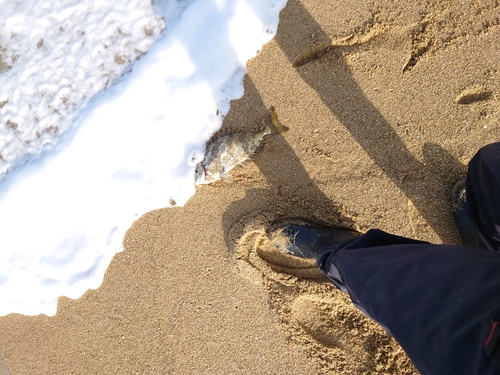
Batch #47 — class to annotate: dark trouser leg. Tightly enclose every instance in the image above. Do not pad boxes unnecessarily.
[466,142,500,251]
[318,229,500,375]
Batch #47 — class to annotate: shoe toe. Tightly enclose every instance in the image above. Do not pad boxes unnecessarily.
[268,219,360,259]
[269,224,320,258]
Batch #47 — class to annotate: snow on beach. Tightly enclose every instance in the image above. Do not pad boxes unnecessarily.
[0,0,287,316]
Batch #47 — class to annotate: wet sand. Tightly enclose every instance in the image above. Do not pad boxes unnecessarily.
[1,0,499,373]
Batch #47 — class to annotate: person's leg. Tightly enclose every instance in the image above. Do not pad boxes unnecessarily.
[318,229,500,375]
[466,142,500,251]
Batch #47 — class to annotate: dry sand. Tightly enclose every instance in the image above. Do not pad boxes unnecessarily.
[1,0,499,373]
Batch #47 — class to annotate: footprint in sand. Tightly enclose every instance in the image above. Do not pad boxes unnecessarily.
[228,211,418,374]
[291,295,351,348]
[291,295,416,373]
[228,210,327,283]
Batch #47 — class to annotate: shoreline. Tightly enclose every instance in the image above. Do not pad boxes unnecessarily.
[1,0,499,373]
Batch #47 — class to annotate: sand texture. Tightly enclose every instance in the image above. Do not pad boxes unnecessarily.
[1,0,500,373]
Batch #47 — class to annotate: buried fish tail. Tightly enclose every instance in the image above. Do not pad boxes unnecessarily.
[264,106,289,135]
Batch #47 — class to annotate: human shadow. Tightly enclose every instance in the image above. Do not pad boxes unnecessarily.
[273,0,464,242]
[221,75,357,256]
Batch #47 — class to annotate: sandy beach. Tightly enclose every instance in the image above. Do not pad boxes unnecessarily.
[1,0,499,373]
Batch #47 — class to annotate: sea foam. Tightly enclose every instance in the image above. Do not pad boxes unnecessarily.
[0,0,287,316]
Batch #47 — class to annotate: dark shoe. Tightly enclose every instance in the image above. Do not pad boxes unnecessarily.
[268,218,362,259]
[452,181,479,248]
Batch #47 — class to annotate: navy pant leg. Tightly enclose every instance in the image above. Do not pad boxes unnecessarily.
[318,229,500,375]
[466,142,500,251]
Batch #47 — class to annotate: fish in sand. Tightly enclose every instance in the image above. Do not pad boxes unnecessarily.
[194,106,288,185]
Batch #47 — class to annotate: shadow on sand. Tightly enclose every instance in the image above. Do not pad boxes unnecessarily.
[221,0,464,255]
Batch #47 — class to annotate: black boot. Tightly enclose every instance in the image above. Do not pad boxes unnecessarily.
[452,181,479,248]
[268,218,362,259]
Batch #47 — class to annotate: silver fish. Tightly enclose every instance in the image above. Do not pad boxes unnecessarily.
[195,106,288,185]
